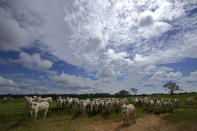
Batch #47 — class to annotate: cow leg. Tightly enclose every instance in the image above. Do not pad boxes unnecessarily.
[44,109,48,119]
[30,110,33,119]
[128,114,131,124]
[134,113,136,124]
[131,114,134,124]
[34,111,37,121]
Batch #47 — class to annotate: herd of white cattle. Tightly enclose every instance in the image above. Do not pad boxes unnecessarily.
[2,97,13,103]
[2,96,195,125]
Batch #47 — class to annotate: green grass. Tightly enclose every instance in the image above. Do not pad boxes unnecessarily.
[162,110,197,123]
[0,99,31,130]
[162,110,197,130]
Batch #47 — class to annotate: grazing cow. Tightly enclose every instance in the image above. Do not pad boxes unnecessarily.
[174,98,180,107]
[30,101,49,120]
[65,98,74,111]
[105,101,112,113]
[148,100,154,111]
[80,101,87,112]
[24,96,33,108]
[121,104,136,125]
[33,96,37,101]
[36,97,53,105]
[133,98,139,107]
[186,97,194,105]
[2,97,8,103]
[57,97,64,109]
[167,100,173,112]
[155,100,162,113]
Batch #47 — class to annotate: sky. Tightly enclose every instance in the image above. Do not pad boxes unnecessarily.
[0,0,197,94]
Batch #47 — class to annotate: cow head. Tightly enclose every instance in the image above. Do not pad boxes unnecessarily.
[30,102,37,109]
[121,104,127,113]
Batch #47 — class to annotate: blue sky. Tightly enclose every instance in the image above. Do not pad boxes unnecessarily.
[0,0,197,94]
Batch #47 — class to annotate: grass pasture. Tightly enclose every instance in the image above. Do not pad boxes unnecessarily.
[0,93,197,131]
[162,109,197,130]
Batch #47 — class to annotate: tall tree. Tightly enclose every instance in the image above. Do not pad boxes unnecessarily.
[115,90,130,97]
[130,88,138,95]
[163,81,182,95]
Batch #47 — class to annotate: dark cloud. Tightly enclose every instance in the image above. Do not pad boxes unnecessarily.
[140,14,154,27]
[96,66,116,79]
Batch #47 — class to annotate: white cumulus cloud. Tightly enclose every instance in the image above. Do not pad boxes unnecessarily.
[11,52,53,70]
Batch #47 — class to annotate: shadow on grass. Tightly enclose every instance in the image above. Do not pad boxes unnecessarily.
[87,109,112,119]
[71,106,82,119]
[100,110,110,119]
[114,122,136,131]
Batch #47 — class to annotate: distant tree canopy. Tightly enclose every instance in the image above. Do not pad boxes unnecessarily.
[130,88,138,95]
[1,92,197,99]
[163,81,182,95]
[115,90,130,97]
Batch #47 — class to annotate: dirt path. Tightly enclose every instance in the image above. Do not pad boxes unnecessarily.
[84,114,179,131]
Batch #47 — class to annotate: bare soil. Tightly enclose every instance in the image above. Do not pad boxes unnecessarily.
[83,114,181,131]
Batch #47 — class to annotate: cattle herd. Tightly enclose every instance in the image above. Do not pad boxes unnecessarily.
[2,96,195,125]
[2,97,13,103]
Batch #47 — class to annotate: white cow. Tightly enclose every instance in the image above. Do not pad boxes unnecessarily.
[30,101,49,120]
[148,100,154,111]
[167,100,173,112]
[2,97,8,103]
[24,96,33,108]
[33,96,37,101]
[174,98,179,107]
[57,97,64,109]
[121,104,136,125]
[80,101,87,112]
[36,97,53,105]
[65,98,74,111]
[155,100,162,112]
[186,97,194,105]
